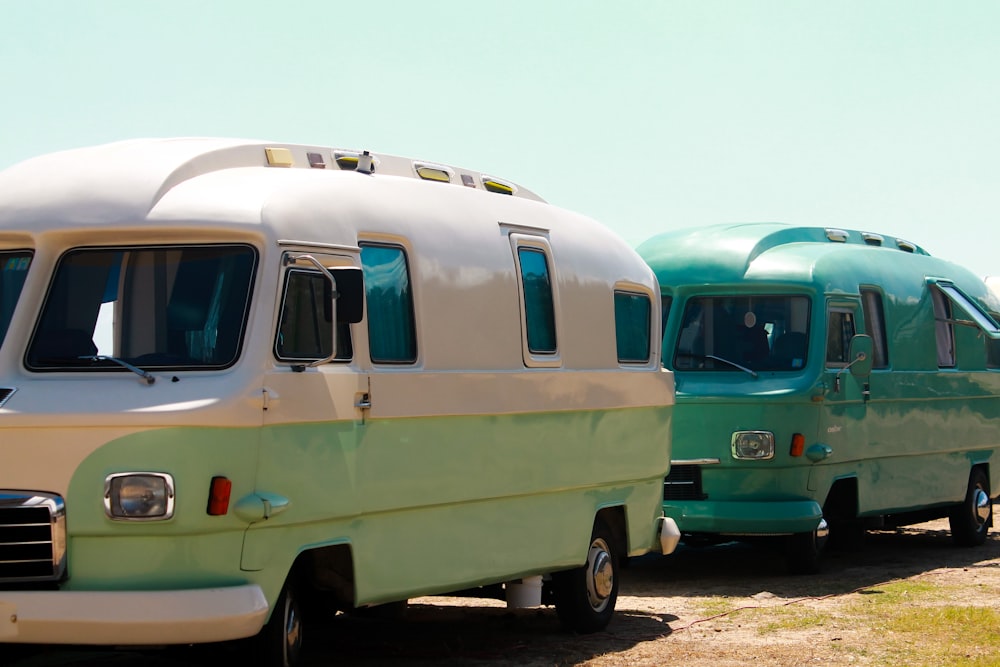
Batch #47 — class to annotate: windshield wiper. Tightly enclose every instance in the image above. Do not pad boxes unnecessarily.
[81,355,156,385]
[706,354,758,378]
[676,352,759,378]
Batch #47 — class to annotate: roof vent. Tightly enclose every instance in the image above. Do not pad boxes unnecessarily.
[825,228,849,243]
[862,232,884,246]
[414,163,452,183]
[896,239,916,253]
[483,177,515,195]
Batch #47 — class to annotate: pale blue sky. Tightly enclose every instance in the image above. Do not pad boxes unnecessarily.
[2,1,998,277]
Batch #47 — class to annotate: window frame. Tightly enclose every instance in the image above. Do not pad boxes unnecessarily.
[273,266,353,364]
[860,287,889,369]
[359,242,418,365]
[614,288,653,364]
[825,305,857,368]
[0,249,33,348]
[510,233,561,368]
[25,243,257,372]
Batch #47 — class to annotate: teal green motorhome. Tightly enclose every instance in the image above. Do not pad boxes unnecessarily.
[638,223,1000,573]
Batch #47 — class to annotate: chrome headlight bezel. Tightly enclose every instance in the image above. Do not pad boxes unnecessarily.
[731,431,775,460]
[104,472,175,521]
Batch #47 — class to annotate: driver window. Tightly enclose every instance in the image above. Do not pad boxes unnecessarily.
[275,269,352,362]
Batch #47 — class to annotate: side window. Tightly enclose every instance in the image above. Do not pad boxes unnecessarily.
[826,308,856,366]
[274,269,352,362]
[614,290,651,363]
[988,312,1000,369]
[930,287,955,368]
[861,288,889,368]
[360,244,417,364]
[660,295,673,337]
[517,246,557,354]
[1,251,32,346]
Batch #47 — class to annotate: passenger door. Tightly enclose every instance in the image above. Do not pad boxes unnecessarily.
[819,301,869,473]
[244,250,368,571]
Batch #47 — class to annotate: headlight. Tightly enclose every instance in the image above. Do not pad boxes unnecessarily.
[731,431,775,460]
[104,472,175,521]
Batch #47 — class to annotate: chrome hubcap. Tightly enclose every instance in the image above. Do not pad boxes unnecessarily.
[973,488,991,526]
[283,593,302,666]
[586,538,614,611]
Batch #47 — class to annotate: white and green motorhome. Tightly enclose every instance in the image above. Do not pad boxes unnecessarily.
[0,138,678,664]
[638,223,1000,573]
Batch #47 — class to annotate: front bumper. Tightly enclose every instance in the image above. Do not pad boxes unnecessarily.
[0,584,267,645]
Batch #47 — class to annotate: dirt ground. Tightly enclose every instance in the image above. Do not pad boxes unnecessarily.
[7,517,1000,667]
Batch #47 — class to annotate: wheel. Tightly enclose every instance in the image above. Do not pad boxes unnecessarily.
[950,468,992,547]
[552,518,620,633]
[256,579,304,667]
[785,518,829,574]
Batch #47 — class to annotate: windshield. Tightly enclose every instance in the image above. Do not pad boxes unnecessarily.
[673,295,811,372]
[26,245,257,371]
[1,251,32,347]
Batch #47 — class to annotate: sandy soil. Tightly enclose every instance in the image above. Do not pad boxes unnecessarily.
[7,518,1000,667]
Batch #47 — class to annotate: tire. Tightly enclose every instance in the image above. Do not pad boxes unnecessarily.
[785,518,829,575]
[256,579,305,667]
[552,518,620,633]
[950,468,992,547]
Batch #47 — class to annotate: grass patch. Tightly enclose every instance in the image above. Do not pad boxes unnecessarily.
[696,596,738,618]
[854,580,940,605]
[844,580,1000,666]
[754,608,830,634]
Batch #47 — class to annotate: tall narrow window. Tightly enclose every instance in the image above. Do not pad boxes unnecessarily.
[360,244,417,363]
[930,287,955,367]
[826,309,855,366]
[517,247,556,354]
[861,289,889,368]
[615,291,651,363]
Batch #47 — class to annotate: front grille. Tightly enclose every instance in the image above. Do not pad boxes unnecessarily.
[0,491,67,584]
[663,464,706,500]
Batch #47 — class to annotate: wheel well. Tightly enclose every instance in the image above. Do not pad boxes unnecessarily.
[823,477,858,521]
[595,506,628,559]
[295,543,356,610]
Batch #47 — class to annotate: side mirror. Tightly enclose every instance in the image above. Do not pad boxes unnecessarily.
[848,334,873,377]
[330,266,364,324]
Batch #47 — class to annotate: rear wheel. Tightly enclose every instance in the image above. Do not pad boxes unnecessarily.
[552,518,620,633]
[950,468,992,547]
